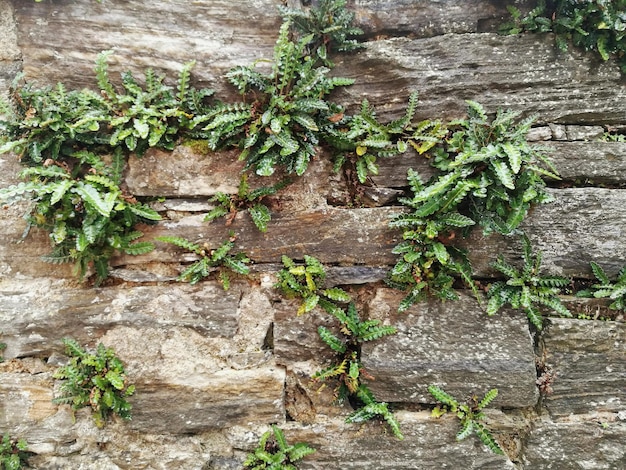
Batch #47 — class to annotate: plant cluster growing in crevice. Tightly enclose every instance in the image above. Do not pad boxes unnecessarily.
[487,234,572,329]
[576,261,626,311]
[428,385,504,455]
[276,255,403,439]
[53,338,135,428]
[244,425,315,469]
[0,433,29,470]
[155,234,250,289]
[387,101,560,312]
[0,54,217,283]
[501,0,626,74]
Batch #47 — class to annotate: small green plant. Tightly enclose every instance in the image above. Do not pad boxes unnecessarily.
[205,175,290,232]
[275,254,352,315]
[0,52,219,283]
[0,342,6,362]
[0,159,160,284]
[244,425,315,470]
[53,338,135,428]
[487,234,572,329]
[279,0,364,65]
[0,434,29,470]
[314,301,402,439]
[329,92,448,184]
[428,385,504,455]
[576,262,626,311]
[155,235,250,289]
[501,0,626,74]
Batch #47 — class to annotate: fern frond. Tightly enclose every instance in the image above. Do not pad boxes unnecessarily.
[317,326,346,353]
[155,236,202,254]
[473,421,504,455]
[428,385,458,408]
[95,50,117,102]
[477,388,498,410]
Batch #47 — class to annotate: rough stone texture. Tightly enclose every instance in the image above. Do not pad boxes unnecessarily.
[0,279,244,358]
[351,0,534,38]
[542,319,625,417]
[522,418,626,470]
[333,34,625,124]
[1,0,625,468]
[229,414,520,470]
[12,0,283,101]
[362,289,539,408]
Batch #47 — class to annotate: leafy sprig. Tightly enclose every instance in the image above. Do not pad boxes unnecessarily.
[576,262,626,311]
[53,338,135,428]
[275,254,351,316]
[428,385,504,455]
[487,234,572,329]
[226,20,354,176]
[501,0,626,74]
[244,425,315,470]
[276,255,401,438]
[279,0,364,65]
[156,235,250,289]
[0,433,29,470]
[329,92,448,184]
[205,174,290,232]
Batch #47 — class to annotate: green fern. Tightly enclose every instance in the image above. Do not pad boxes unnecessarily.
[0,433,30,470]
[428,385,504,455]
[279,0,363,65]
[487,234,571,329]
[156,236,250,289]
[500,0,626,74]
[576,262,626,311]
[244,425,315,469]
[53,338,135,428]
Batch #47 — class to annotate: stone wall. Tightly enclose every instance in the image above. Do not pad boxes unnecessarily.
[0,1,625,469]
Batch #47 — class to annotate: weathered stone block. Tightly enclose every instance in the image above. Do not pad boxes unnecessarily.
[522,417,626,469]
[361,289,539,408]
[542,318,626,416]
[334,34,625,124]
[129,366,286,434]
[0,279,243,358]
[12,0,283,101]
[228,413,518,469]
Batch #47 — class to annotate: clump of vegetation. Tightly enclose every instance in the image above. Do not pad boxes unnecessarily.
[275,254,351,315]
[501,0,626,74]
[387,101,559,311]
[53,338,135,428]
[155,235,250,289]
[205,175,290,233]
[224,20,354,176]
[0,52,218,284]
[428,385,504,455]
[244,425,315,469]
[0,434,29,470]
[328,92,447,185]
[279,0,364,65]
[486,234,572,329]
[576,262,626,311]
[276,255,402,439]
